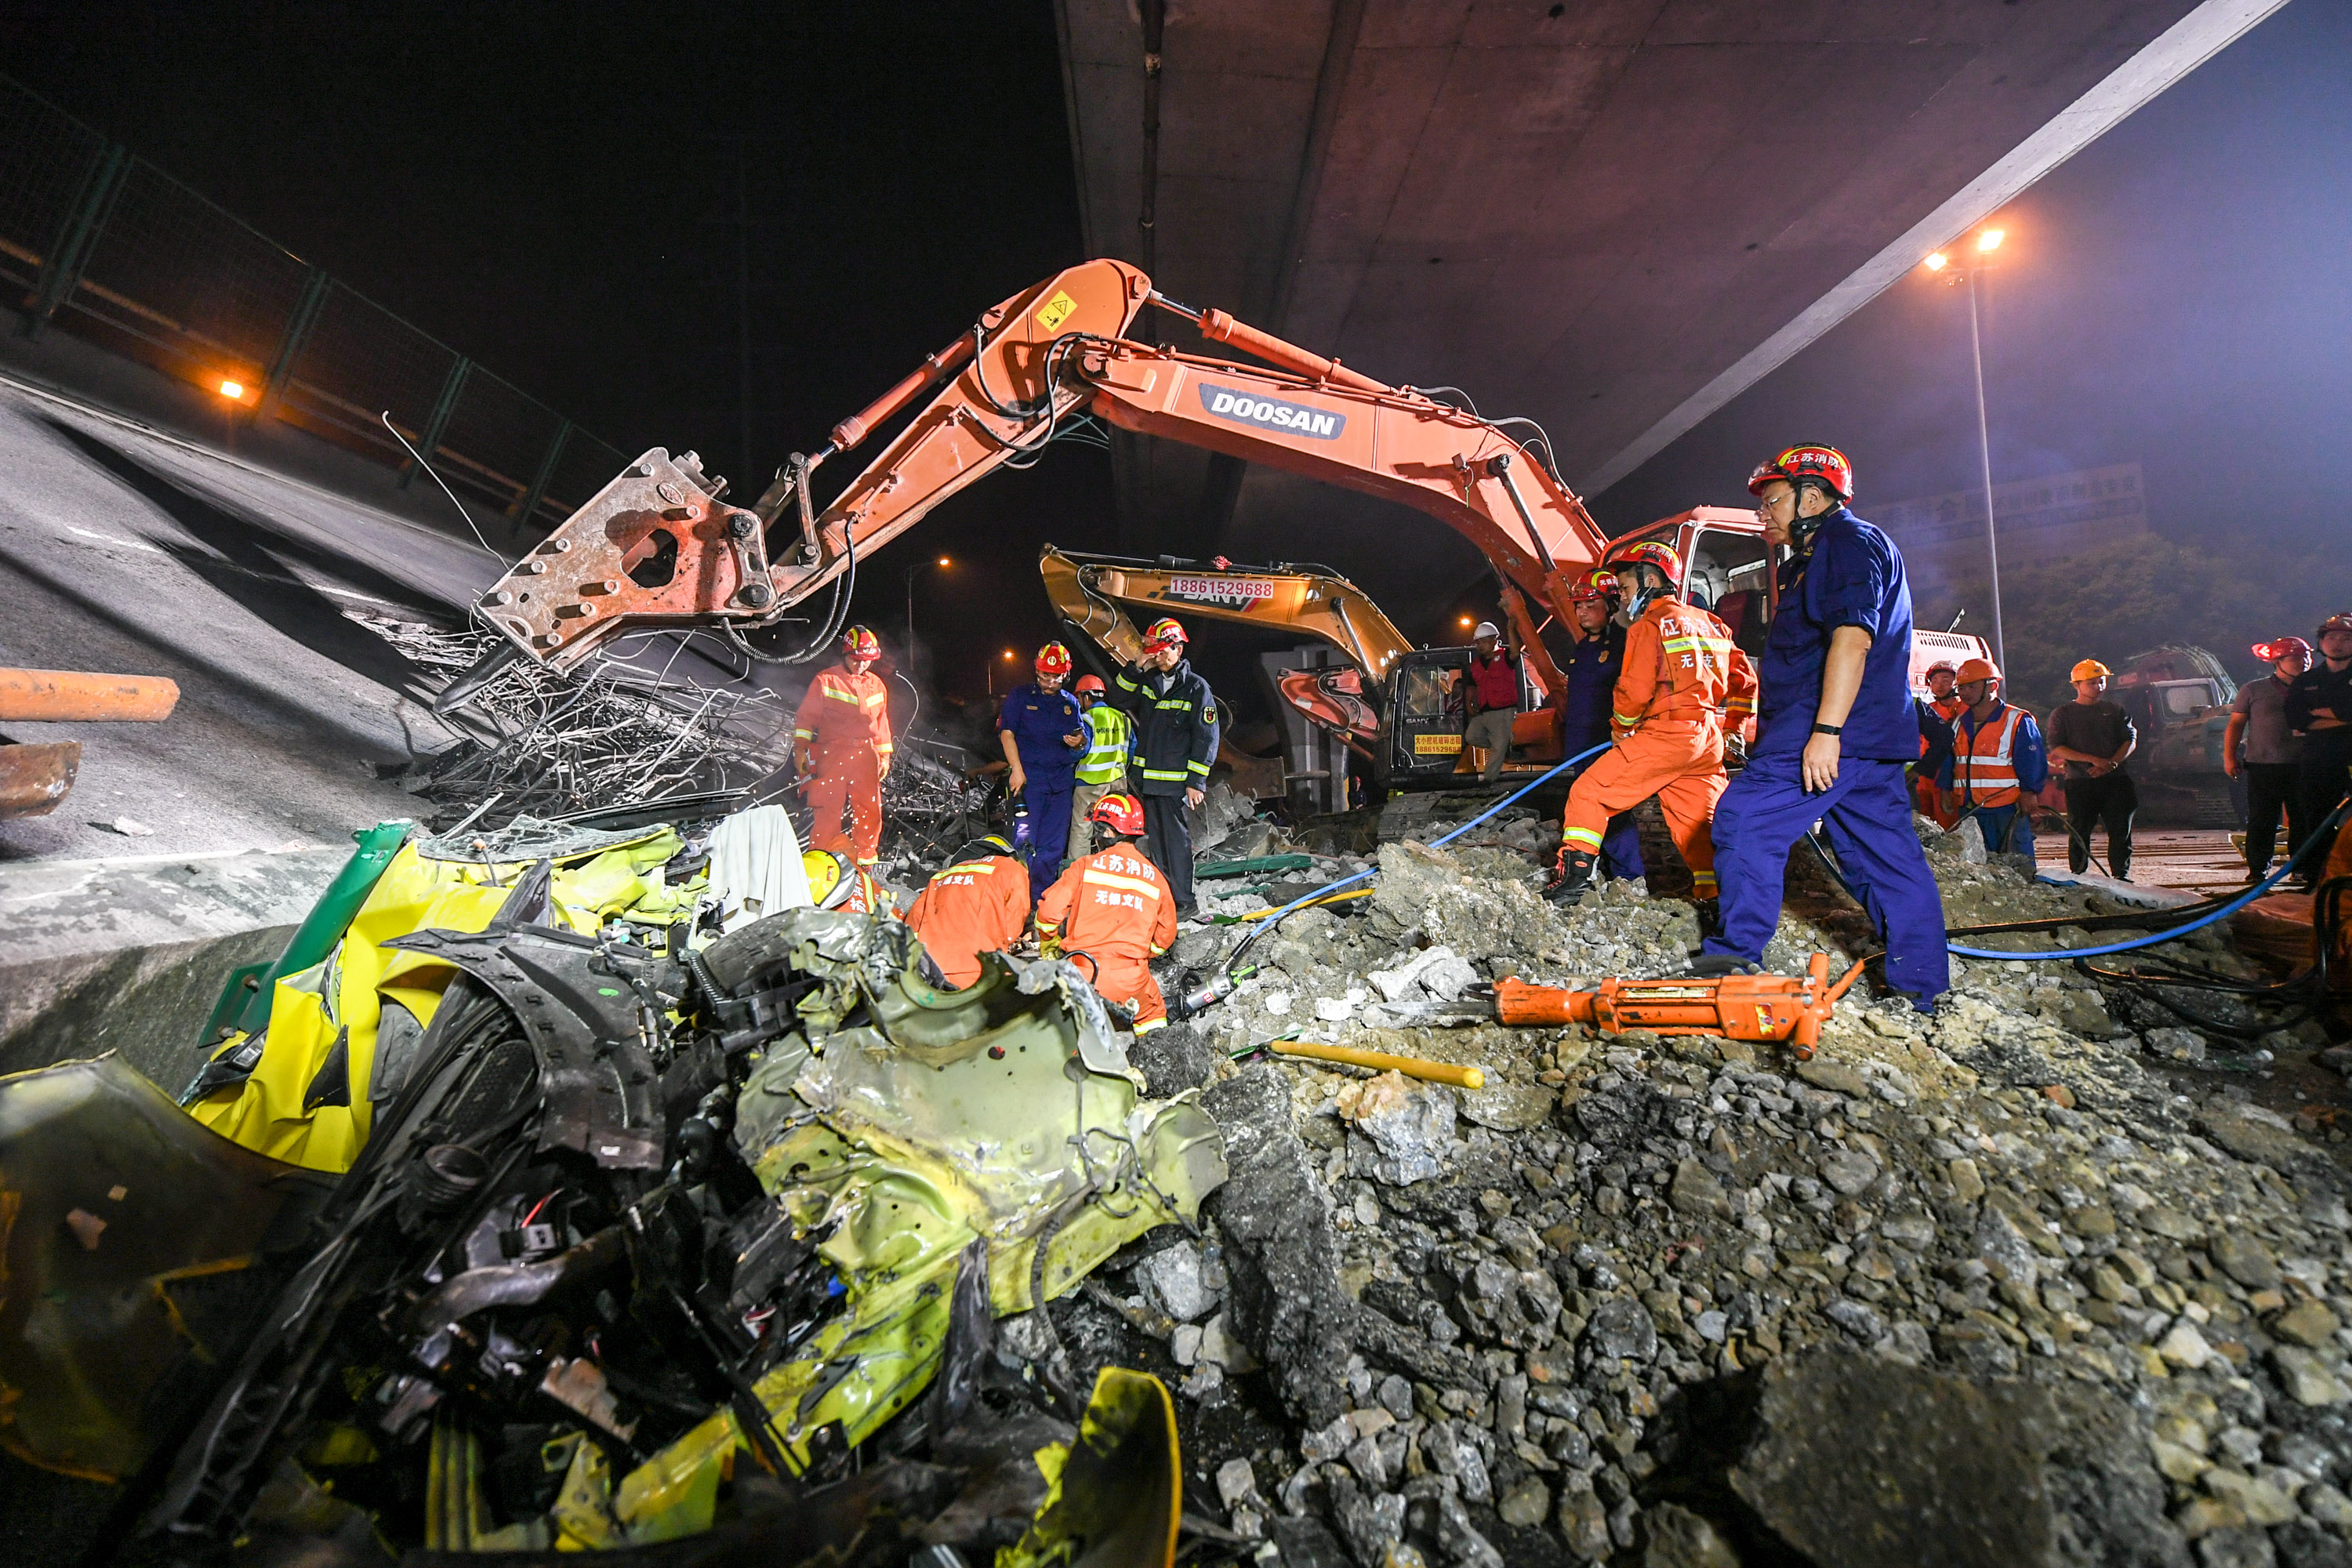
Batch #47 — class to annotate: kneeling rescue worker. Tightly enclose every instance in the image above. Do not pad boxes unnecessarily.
[904,833,1029,988]
[1700,445,1950,1011]
[801,848,888,916]
[1545,541,1754,927]
[1035,792,1178,1032]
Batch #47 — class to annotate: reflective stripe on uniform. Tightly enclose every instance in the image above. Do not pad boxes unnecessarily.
[1155,699,1193,710]
[1082,868,1163,899]
[1186,760,1210,775]
[822,684,862,704]
[1142,767,1187,782]
[1133,1017,1167,1033]
[1954,706,2026,803]
[1562,825,1603,849]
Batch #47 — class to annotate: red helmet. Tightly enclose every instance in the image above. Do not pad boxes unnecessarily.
[1566,568,1620,604]
[1035,641,1073,677]
[1142,617,1187,651]
[1925,660,1958,679]
[1748,443,1854,503]
[1089,791,1145,837]
[2254,636,2314,663]
[2321,614,2352,639]
[1603,539,1682,586]
[1073,673,1106,694]
[841,625,880,660]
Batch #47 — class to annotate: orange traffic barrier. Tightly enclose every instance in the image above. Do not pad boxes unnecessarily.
[1269,1038,1484,1089]
[1494,953,1869,1061]
[0,668,180,724]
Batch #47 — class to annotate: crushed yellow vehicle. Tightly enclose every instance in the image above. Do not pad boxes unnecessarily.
[183,817,699,1171]
[2,803,1227,1567]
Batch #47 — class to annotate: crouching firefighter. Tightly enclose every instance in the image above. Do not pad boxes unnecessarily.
[904,833,1030,988]
[801,848,889,916]
[1546,542,1755,931]
[1035,793,1178,1032]
[1700,444,1950,1011]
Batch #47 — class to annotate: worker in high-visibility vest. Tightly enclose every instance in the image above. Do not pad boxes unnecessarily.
[905,833,1029,987]
[1935,656,2049,862]
[1544,540,1755,931]
[1065,673,1134,866]
[1035,793,1179,1032]
[793,626,893,869]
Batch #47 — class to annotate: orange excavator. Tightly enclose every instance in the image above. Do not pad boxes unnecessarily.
[452,259,1619,729]
[1039,546,1559,795]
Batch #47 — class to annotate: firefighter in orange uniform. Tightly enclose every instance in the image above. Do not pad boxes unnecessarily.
[793,625,893,869]
[1545,540,1755,931]
[1034,793,1178,1032]
[803,849,891,916]
[903,834,1030,988]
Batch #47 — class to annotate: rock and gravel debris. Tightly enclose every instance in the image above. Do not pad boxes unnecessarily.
[1059,793,2352,1567]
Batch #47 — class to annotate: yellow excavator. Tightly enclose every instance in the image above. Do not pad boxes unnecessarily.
[1040,546,1561,800]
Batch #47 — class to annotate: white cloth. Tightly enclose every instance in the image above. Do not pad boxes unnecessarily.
[705,804,811,931]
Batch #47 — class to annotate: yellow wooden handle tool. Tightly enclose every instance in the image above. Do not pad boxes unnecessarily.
[1269,1038,1484,1089]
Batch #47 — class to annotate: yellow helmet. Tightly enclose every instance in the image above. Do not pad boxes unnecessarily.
[801,848,853,909]
[2070,659,2111,684]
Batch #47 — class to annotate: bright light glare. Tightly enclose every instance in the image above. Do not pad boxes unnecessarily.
[1922,252,1949,274]
[1458,615,1474,627]
[1001,649,1015,660]
[1976,228,2005,253]
[937,556,951,567]
[218,379,245,399]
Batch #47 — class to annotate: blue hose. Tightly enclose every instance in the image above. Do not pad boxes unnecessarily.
[1947,797,2345,960]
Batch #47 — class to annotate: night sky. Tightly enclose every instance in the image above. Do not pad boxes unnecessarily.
[5,1,2345,721]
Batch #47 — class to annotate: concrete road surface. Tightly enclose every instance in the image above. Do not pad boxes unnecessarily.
[0,370,494,860]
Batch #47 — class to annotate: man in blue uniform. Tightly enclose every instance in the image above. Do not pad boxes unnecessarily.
[1698,445,1949,1010]
[998,641,1087,902]
[1552,569,1645,884]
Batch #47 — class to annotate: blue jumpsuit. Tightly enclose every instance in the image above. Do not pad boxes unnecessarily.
[1700,506,1950,1007]
[1556,623,1645,882]
[999,683,1087,902]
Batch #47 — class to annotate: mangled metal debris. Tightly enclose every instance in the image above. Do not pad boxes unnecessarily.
[0,811,1222,1562]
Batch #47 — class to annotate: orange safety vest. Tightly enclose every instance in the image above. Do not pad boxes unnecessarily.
[1951,702,2027,808]
[793,666,894,758]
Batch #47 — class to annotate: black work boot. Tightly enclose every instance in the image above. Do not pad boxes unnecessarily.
[1543,851,1596,904]
[1693,898,1723,944]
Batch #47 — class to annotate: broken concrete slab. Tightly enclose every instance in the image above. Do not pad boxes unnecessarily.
[0,844,350,1081]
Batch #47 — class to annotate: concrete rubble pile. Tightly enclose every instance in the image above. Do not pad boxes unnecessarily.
[1036,789,2352,1568]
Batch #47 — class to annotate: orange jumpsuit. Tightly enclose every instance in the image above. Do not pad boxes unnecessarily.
[904,851,1030,988]
[1560,599,1756,899]
[793,664,892,866]
[1035,843,1179,1031]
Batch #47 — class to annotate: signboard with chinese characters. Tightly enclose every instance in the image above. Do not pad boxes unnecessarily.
[1875,463,2147,570]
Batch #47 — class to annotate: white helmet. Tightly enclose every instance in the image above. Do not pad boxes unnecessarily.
[1472,621,1501,641]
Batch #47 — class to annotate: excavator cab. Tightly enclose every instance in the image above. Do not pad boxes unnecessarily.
[1602,506,1778,658]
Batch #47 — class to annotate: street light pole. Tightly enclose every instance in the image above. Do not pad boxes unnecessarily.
[904,557,949,682]
[1965,268,2005,672]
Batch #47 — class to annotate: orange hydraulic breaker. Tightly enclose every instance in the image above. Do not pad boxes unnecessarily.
[1492,953,1868,1061]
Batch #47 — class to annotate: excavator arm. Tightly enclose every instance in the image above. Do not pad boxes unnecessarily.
[470,259,1613,673]
[1039,546,1417,676]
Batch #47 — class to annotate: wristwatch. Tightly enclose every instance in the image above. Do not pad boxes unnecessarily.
[1810,722,1842,736]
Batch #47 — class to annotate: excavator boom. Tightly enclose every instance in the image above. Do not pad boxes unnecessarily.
[469,260,1613,673]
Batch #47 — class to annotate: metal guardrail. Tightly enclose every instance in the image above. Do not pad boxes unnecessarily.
[0,72,628,531]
